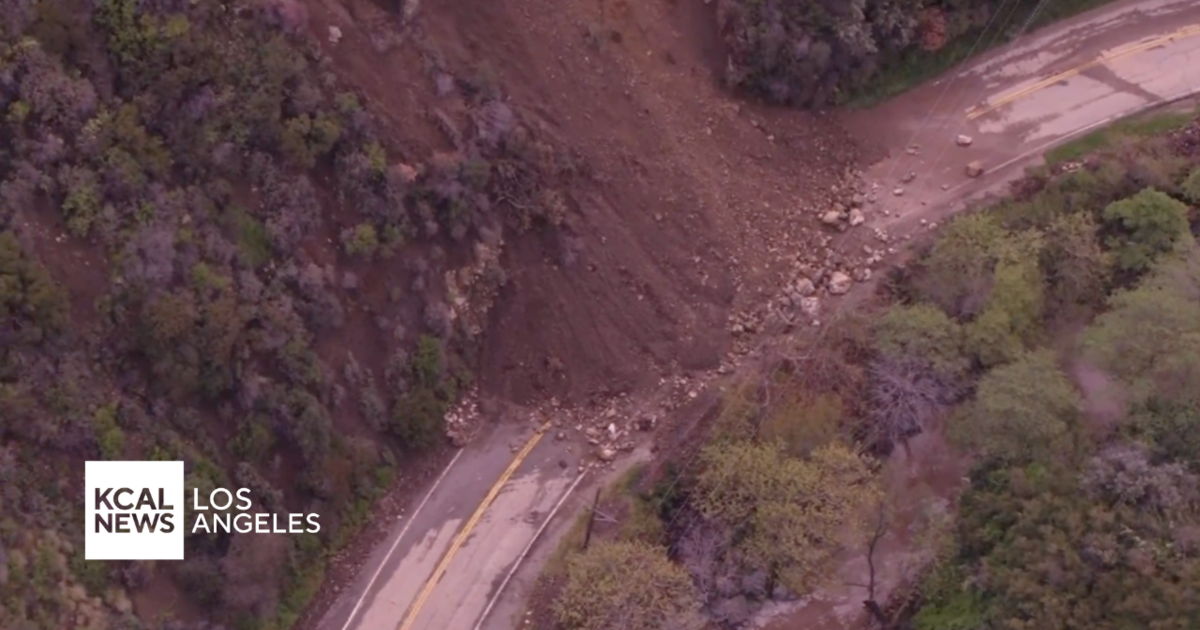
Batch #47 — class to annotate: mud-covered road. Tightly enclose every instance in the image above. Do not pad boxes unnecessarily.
[312,1,1200,630]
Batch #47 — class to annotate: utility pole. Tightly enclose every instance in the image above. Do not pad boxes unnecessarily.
[581,487,601,551]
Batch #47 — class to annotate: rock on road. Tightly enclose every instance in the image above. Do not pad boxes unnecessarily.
[314,2,1200,630]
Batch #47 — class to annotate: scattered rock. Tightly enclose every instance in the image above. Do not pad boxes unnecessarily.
[828,271,853,295]
[956,134,973,146]
[799,296,820,317]
[941,183,950,190]
[394,162,419,183]
[596,446,617,462]
[965,160,984,178]
[905,145,919,155]
[900,171,917,184]
[328,26,342,44]
[794,277,816,296]
[820,210,842,226]
[402,0,421,21]
[892,187,904,196]
[848,208,865,227]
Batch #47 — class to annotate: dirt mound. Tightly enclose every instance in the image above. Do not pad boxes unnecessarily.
[304,0,861,404]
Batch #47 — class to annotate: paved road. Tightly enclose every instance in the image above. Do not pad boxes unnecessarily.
[314,3,1200,630]
[849,0,1200,238]
[314,420,583,630]
[772,0,1200,628]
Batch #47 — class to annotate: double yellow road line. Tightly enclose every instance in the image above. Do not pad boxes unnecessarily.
[395,421,551,630]
[966,23,1200,121]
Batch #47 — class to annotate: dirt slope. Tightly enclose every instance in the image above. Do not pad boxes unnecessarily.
[301,0,860,405]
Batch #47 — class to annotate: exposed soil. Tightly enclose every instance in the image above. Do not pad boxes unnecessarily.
[280,0,978,626]
[302,0,861,407]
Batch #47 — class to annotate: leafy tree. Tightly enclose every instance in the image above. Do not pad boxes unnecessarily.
[1101,187,1192,273]
[952,464,1200,630]
[1082,264,1200,404]
[340,223,379,258]
[1182,166,1200,203]
[1040,211,1112,312]
[1080,443,1197,516]
[554,540,704,630]
[865,304,967,452]
[963,251,1044,368]
[871,304,967,381]
[953,350,1079,464]
[913,212,1012,319]
[692,439,879,592]
[388,336,453,449]
[1129,399,1200,470]
[0,231,69,345]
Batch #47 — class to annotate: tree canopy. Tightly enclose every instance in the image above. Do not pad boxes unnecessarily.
[554,540,704,630]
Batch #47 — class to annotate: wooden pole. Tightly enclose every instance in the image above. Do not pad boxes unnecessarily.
[581,487,602,551]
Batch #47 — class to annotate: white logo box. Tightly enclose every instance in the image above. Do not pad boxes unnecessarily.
[85,461,185,560]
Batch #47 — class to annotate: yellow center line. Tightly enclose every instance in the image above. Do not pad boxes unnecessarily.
[395,421,551,630]
[966,23,1200,121]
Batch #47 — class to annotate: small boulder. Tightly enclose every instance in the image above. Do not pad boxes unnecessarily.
[794,277,816,296]
[848,208,865,227]
[956,134,973,146]
[965,160,984,178]
[800,296,821,317]
[828,271,853,295]
[820,210,842,226]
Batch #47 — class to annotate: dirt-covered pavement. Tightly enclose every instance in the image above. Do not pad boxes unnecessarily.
[304,1,1200,630]
[848,0,1200,245]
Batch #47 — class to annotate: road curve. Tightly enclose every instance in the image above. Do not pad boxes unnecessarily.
[850,0,1200,240]
[315,2,1200,630]
[313,419,582,630]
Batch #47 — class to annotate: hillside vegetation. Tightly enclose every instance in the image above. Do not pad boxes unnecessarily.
[717,0,1120,107]
[0,1,571,629]
[539,119,1200,629]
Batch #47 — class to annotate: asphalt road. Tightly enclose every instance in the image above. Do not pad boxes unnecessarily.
[314,420,583,630]
[771,0,1200,628]
[850,0,1200,238]
[314,2,1200,630]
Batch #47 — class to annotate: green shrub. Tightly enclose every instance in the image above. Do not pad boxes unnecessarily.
[341,223,379,258]
[92,404,125,459]
[1102,187,1192,273]
[554,540,703,630]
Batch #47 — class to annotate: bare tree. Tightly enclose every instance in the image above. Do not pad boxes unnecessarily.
[863,357,958,455]
[846,504,891,628]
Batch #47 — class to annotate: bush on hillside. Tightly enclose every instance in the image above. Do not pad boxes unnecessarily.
[554,540,704,630]
[716,0,1118,107]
